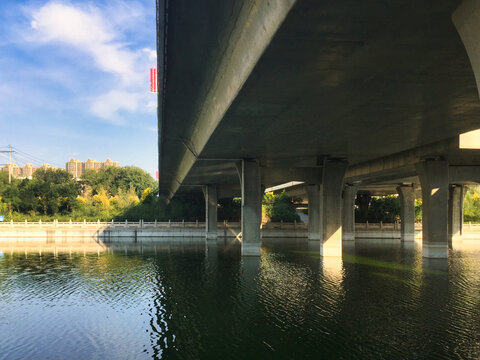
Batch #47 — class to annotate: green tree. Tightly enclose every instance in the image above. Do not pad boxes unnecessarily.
[218,198,241,221]
[464,186,480,223]
[17,179,40,213]
[263,191,300,222]
[118,167,155,197]
[31,169,81,215]
[415,199,422,222]
[1,182,21,214]
[367,195,400,223]
[0,165,160,221]
[81,166,154,197]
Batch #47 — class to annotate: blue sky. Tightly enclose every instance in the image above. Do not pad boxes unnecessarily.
[0,0,158,175]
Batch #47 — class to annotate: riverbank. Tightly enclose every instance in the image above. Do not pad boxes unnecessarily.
[1,221,479,242]
[0,221,307,241]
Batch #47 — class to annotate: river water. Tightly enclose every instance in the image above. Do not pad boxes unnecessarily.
[0,239,479,360]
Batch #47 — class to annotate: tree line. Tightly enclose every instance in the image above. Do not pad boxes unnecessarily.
[0,168,301,223]
[0,166,156,221]
[2,166,479,224]
[356,187,480,223]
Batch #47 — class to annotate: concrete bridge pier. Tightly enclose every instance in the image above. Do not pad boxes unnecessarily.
[204,185,218,240]
[448,185,465,244]
[396,185,416,242]
[306,184,323,241]
[415,160,449,258]
[342,185,357,241]
[240,160,262,256]
[321,159,348,256]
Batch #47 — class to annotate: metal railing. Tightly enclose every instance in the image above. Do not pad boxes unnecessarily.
[261,221,306,230]
[463,222,480,230]
[0,220,305,230]
[355,222,480,231]
[2,220,480,231]
[0,219,206,229]
[355,221,401,231]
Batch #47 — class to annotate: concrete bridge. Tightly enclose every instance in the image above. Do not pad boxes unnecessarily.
[156,0,480,257]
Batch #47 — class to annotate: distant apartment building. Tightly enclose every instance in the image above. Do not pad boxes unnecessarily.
[1,163,56,179]
[65,158,119,179]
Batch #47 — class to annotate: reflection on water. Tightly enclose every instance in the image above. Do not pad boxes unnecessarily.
[0,238,480,359]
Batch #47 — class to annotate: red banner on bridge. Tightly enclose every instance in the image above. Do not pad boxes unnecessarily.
[150,68,158,94]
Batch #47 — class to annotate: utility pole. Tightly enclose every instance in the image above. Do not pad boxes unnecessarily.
[0,146,13,184]
[8,145,11,184]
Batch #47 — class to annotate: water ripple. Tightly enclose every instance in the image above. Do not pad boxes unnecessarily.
[0,241,479,359]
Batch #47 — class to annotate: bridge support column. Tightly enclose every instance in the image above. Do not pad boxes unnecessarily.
[241,160,262,256]
[396,185,416,242]
[307,184,323,240]
[415,160,449,258]
[448,185,464,243]
[342,185,357,241]
[204,185,218,240]
[322,160,348,256]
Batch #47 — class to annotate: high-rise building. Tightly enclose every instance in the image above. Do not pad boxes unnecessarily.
[0,163,56,179]
[65,158,119,179]
[1,158,120,180]
[65,159,82,179]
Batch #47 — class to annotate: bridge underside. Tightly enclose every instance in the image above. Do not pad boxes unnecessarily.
[158,0,480,257]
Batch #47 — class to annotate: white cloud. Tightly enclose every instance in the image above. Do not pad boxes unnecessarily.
[26,1,156,122]
[90,90,141,124]
[29,2,137,84]
[30,3,113,44]
[142,48,157,62]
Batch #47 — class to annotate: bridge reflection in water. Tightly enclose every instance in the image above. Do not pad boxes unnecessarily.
[0,238,479,359]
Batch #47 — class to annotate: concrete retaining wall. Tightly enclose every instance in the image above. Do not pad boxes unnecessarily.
[0,222,478,243]
[0,224,305,242]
